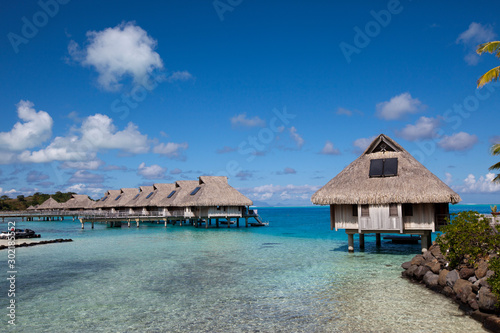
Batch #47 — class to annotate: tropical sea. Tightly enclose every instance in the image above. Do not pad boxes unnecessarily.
[0,205,494,332]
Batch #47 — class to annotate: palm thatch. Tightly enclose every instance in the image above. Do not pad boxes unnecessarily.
[113,188,139,207]
[311,134,461,205]
[184,176,253,206]
[37,197,63,210]
[149,183,176,207]
[26,205,36,210]
[156,180,199,207]
[124,186,155,207]
[95,190,121,208]
[62,194,95,209]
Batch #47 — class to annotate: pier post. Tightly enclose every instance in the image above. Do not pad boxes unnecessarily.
[347,233,354,253]
[227,218,230,228]
[376,233,381,246]
[91,222,94,229]
[164,219,167,227]
[236,218,240,228]
[205,218,209,229]
[359,234,365,250]
[128,219,131,228]
[421,231,430,253]
[80,219,84,229]
[136,219,140,228]
[245,217,248,227]
[216,218,219,228]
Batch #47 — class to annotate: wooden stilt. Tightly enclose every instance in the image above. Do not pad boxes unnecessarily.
[245,217,248,227]
[359,234,365,250]
[81,219,84,229]
[91,222,94,229]
[376,233,381,246]
[128,219,131,228]
[421,231,430,253]
[164,219,167,227]
[205,218,209,229]
[136,219,140,228]
[348,233,354,253]
[236,218,240,228]
[216,218,219,228]
[227,218,230,228]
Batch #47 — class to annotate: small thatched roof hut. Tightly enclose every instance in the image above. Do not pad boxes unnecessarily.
[113,188,139,207]
[149,183,176,207]
[26,205,36,210]
[62,194,95,210]
[124,185,155,208]
[311,134,460,205]
[183,176,253,207]
[37,197,62,210]
[156,180,199,208]
[95,190,122,208]
[311,134,461,253]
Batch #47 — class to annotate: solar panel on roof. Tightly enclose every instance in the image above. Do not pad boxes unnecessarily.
[190,187,201,195]
[383,158,398,176]
[369,158,398,178]
[145,192,154,199]
[167,190,176,198]
[369,159,384,177]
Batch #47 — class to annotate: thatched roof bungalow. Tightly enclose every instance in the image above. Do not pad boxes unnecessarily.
[123,185,155,214]
[95,190,121,210]
[62,194,95,211]
[311,134,460,253]
[36,197,63,210]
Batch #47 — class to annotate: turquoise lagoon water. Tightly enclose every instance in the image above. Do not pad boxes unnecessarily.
[0,205,491,332]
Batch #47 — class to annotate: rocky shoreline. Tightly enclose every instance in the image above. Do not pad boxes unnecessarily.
[0,238,73,250]
[402,243,500,332]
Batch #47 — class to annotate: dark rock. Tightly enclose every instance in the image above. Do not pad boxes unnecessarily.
[425,261,441,274]
[471,310,491,323]
[443,286,454,297]
[446,269,459,287]
[453,279,473,304]
[478,287,498,313]
[430,245,445,259]
[423,271,439,288]
[406,265,419,278]
[467,292,479,311]
[423,250,434,262]
[484,315,500,332]
[410,255,425,266]
[476,260,489,279]
[415,265,430,280]
[459,267,476,280]
[401,261,412,270]
[438,269,449,287]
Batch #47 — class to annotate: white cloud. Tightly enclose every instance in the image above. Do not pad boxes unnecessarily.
[376,92,424,120]
[438,132,478,151]
[353,136,376,153]
[0,100,53,151]
[277,167,297,175]
[336,107,352,116]
[456,23,496,66]
[153,142,188,159]
[455,173,500,193]
[239,184,321,202]
[60,160,104,170]
[289,126,304,149]
[19,114,150,163]
[396,116,440,141]
[167,71,193,82]
[170,168,182,175]
[68,170,105,184]
[65,183,104,198]
[320,140,341,155]
[137,162,166,179]
[26,171,49,183]
[70,22,163,91]
[457,22,496,45]
[231,113,265,127]
[444,172,453,185]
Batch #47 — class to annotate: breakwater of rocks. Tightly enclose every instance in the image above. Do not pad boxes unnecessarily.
[0,238,73,250]
[402,243,500,332]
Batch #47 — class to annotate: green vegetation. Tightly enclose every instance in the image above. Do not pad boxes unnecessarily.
[476,41,500,88]
[436,210,500,301]
[490,144,500,183]
[0,191,75,211]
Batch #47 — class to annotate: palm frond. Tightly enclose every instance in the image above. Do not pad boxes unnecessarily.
[491,144,500,155]
[493,174,500,184]
[477,66,500,88]
[476,41,500,56]
[489,162,500,171]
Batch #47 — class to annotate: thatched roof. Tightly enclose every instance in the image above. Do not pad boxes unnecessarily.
[185,176,253,206]
[37,197,62,210]
[95,190,121,208]
[148,183,176,206]
[62,194,95,209]
[26,205,36,210]
[311,134,461,205]
[154,180,198,207]
[113,188,139,207]
[124,186,155,207]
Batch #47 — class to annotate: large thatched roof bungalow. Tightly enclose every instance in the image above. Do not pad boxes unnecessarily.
[36,197,63,211]
[311,134,460,253]
[156,180,200,219]
[62,194,95,211]
[112,188,140,213]
[95,190,121,211]
[123,185,155,215]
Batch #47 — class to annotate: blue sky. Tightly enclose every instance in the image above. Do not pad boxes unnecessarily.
[1,0,500,205]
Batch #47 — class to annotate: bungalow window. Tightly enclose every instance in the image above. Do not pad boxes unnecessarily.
[361,205,369,217]
[167,190,176,198]
[145,192,154,199]
[403,204,413,217]
[115,195,121,201]
[352,204,358,217]
[389,204,398,217]
[369,158,398,178]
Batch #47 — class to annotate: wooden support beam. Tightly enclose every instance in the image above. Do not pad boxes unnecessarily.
[216,218,219,228]
[91,222,94,229]
[227,218,230,228]
[236,218,240,228]
[245,217,248,227]
[376,233,381,246]
[348,233,354,253]
[359,234,365,250]
[329,205,335,231]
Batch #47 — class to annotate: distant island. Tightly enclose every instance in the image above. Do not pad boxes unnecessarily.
[0,192,78,211]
